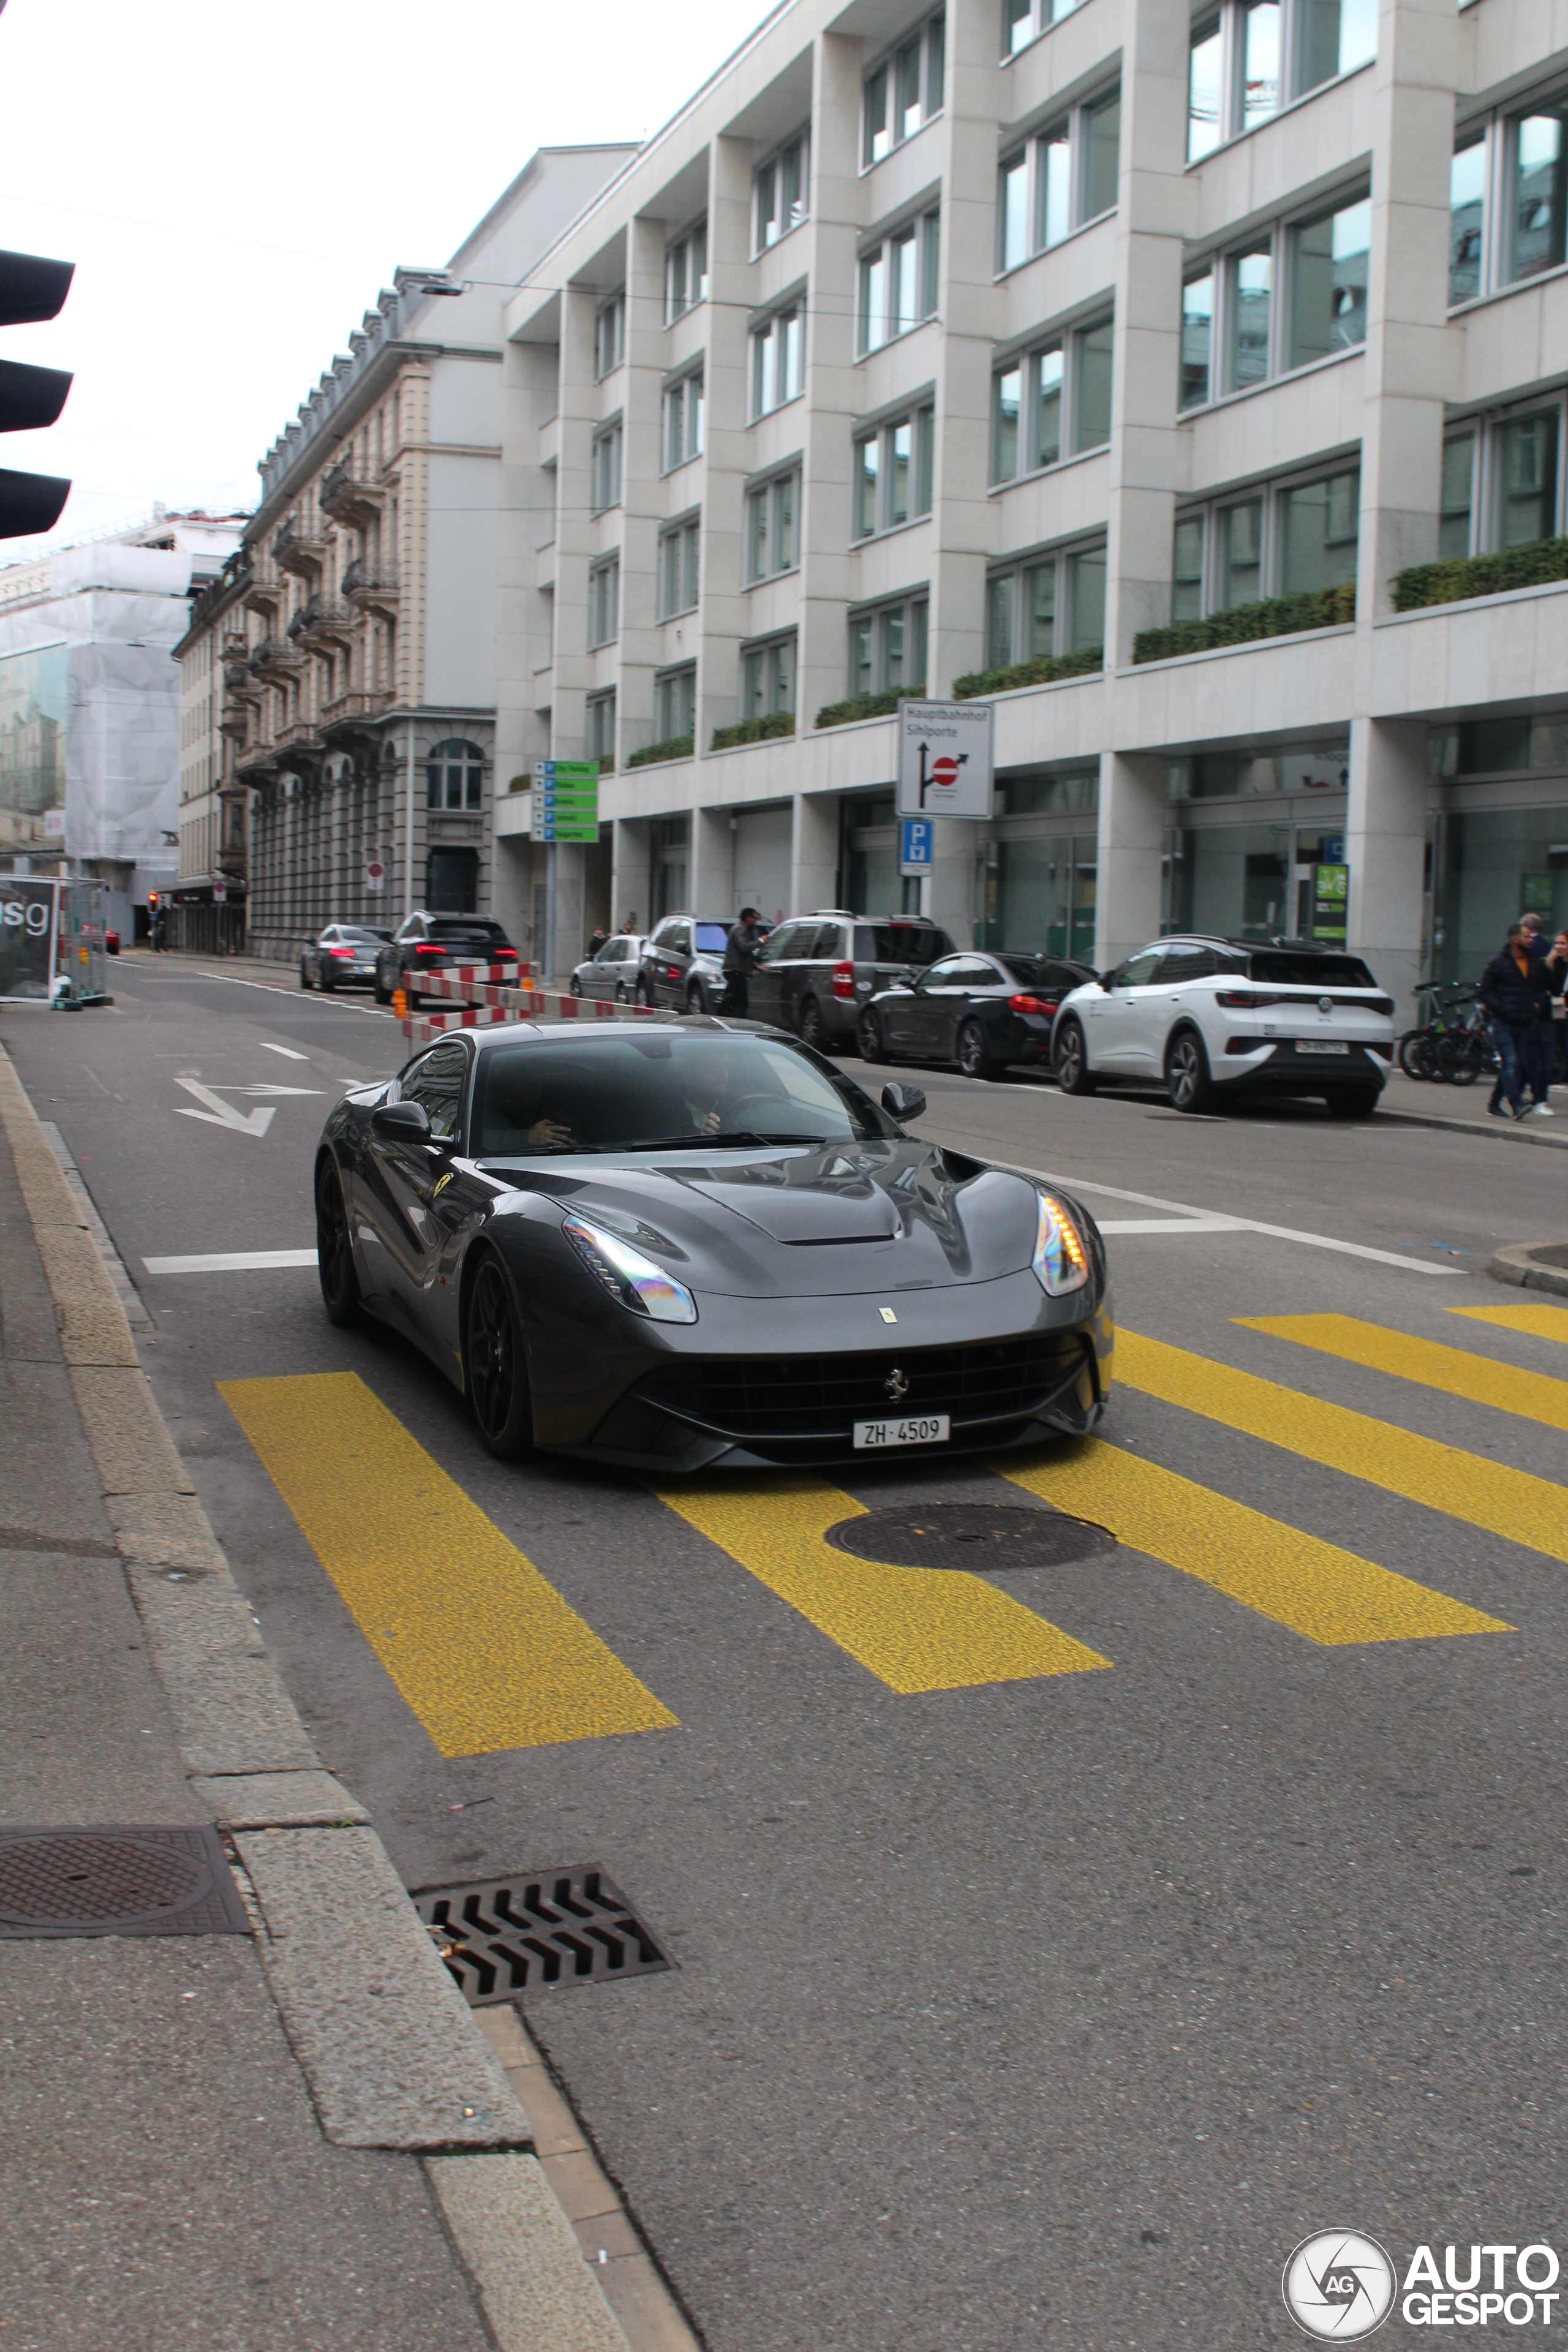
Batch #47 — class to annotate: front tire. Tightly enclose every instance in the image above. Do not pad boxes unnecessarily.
[856,1011,883,1063]
[957,1018,1003,1081]
[1054,1019,1096,1096]
[465,1251,534,1460]
[315,1158,360,1326]
[1327,1090,1379,1121]
[299,962,313,990]
[1165,1028,1218,1113]
[373,973,393,1005]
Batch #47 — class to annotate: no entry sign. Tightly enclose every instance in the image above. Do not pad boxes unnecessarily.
[895,700,993,819]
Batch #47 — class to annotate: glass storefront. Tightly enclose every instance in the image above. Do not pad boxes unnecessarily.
[1431,802,1568,979]
[978,766,1099,956]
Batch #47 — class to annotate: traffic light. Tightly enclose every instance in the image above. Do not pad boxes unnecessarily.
[0,246,74,540]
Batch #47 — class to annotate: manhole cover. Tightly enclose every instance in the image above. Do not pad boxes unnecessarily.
[414,1864,674,2005]
[825,1502,1114,1570]
[0,1826,250,1938]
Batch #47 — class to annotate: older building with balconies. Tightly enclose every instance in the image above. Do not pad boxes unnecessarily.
[176,144,636,964]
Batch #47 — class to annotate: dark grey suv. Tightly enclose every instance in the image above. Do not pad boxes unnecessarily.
[748,913,955,1050]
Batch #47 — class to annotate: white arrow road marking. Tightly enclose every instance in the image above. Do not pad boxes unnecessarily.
[173,1077,274,1137]
[231,1084,326,1097]
[260,1042,311,1061]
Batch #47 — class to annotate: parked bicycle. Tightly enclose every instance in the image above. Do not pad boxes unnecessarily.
[1397,982,1497,1084]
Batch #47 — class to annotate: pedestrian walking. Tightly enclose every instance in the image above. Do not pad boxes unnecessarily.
[720,907,765,1017]
[1479,921,1548,1121]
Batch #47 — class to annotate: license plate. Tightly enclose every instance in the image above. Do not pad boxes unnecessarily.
[1297,1040,1350,1055]
[853,1414,950,1449]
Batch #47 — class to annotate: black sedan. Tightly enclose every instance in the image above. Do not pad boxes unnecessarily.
[373,913,521,1006]
[315,1017,1112,1471]
[858,951,1098,1080]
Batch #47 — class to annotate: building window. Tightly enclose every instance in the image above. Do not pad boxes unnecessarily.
[990,318,1112,484]
[588,556,619,649]
[666,221,708,323]
[663,371,704,471]
[864,10,945,165]
[656,665,696,741]
[985,539,1106,666]
[746,469,799,580]
[752,301,804,416]
[1188,0,1375,160]
[854,404,936,539]
[1170,464,1360,619]
[1004,0,1084,58]
[1510,99,1568,282]
[658,516,701,619]
[997,85,1120,272]
[859,209,940,352]
[586,691,616,765]
[1450,134,1485,304]
[590,421,622,514]
[848,594,929,698]
[1187,188,1368,405]
[425,737,484,812]
[755,132,809,252]
[741,633,796,717]
[594,293,625,379]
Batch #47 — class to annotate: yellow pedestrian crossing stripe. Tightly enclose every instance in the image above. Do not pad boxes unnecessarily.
[1240,1313,1568,1434]
[220,1371,677,1757]
[1116,1329,1568,1558]
[1000,1439,1505,1646]
[652,1476,1109,1691]
[1450,1300,1568,1346]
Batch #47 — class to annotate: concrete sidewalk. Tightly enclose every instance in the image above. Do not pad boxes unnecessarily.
[0,1041,637,2351]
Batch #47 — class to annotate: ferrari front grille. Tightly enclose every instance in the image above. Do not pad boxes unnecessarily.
[635,1331,1090,1441]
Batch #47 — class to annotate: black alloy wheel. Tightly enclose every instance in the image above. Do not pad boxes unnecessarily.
[635,979,655,1008]
[686,981,706,1014]
[856,1011,884,1063]
[1326,1090,1380,1121]
[957,1017,1003,1081]
[373,973,393,1005]
[797,997,824,1049]
[315,1158,361,1325]
[1165,1028,1218,1114]
[1054,1018,1096,1096]
[299,960,313,990]
[465,1251,534,1459]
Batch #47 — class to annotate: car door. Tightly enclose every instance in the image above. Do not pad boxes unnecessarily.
[1146,944,1221,1071]
[897,956,971,1055]
[1087,946,1164,1072]
[886,956,958,1054]
[660,921,692,1006]
[360,1040,471,1348]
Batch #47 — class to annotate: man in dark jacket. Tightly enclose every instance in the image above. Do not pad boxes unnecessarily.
[1479,922,1549,1120]
[1520,911,1559,1114]
[721,907,764,1016]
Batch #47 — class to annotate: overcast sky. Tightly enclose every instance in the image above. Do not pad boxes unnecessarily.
[1,0,760,559]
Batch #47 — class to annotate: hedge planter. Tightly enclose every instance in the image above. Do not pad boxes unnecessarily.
[710,711,796,750]
[951,647,1102,699]
[1392,537,1568,613]
[1131,582,1355,665]
[814,685,924,730]
[625,734,694,769]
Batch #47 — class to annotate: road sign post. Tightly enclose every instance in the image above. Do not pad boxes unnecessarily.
[533,762,600,981]
[895,701,994,820]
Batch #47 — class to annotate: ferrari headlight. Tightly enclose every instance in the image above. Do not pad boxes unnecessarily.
[562,1216,698,1324]
[1031,1190,1090,1297]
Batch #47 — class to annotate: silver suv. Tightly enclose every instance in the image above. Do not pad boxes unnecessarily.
[1052,935,1395,1118]
[748,913,955,1050]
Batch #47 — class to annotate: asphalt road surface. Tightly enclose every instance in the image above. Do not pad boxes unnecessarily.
[8,954,1568,2351]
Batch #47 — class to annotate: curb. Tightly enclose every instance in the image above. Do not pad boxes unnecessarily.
[1487,1242,1568,1297]
[0,1041,635,2351]
[1372,1101,1568,1151]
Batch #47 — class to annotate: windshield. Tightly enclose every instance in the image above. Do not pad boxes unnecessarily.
[854,922,952,964]
[337,926,390,943]
[472,1031,898,1155]
[1247,951,1377,987]
[998,955,1088,990]
[694,924,729,953]
[431,919,508,942]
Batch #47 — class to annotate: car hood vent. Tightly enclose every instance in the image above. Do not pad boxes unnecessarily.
[676,1170,902,1245]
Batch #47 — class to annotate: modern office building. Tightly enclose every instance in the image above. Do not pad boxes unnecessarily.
[175,144,638,963]
[494,0,1568,1009]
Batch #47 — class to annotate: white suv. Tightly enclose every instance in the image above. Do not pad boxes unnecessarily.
[1051,935,1396,1118]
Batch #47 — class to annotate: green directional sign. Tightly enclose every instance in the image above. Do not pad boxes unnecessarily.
[532,760,599,843]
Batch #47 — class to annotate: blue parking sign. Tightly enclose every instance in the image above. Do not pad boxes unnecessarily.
[900,816,933,876]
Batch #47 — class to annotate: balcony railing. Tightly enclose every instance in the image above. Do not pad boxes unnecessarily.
[320,461,385,525]
[249,638,303,675]
[287,595,353,645]
[273,517,325,577]
[341,557,400,611]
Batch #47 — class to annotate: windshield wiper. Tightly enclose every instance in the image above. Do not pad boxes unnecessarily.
[612,1130,784,1152]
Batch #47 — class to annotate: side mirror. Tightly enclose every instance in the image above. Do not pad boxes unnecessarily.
[1098,973,1115,991]
[372,1099,433,1144]
[882,1080,927,1122]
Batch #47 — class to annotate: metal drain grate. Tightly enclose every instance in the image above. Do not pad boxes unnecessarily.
[0,1825,250,1939]
[414,1865,673,2005]
[826,1501,1115,1571]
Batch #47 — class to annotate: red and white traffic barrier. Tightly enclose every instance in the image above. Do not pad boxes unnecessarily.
[399,974,658,1047]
